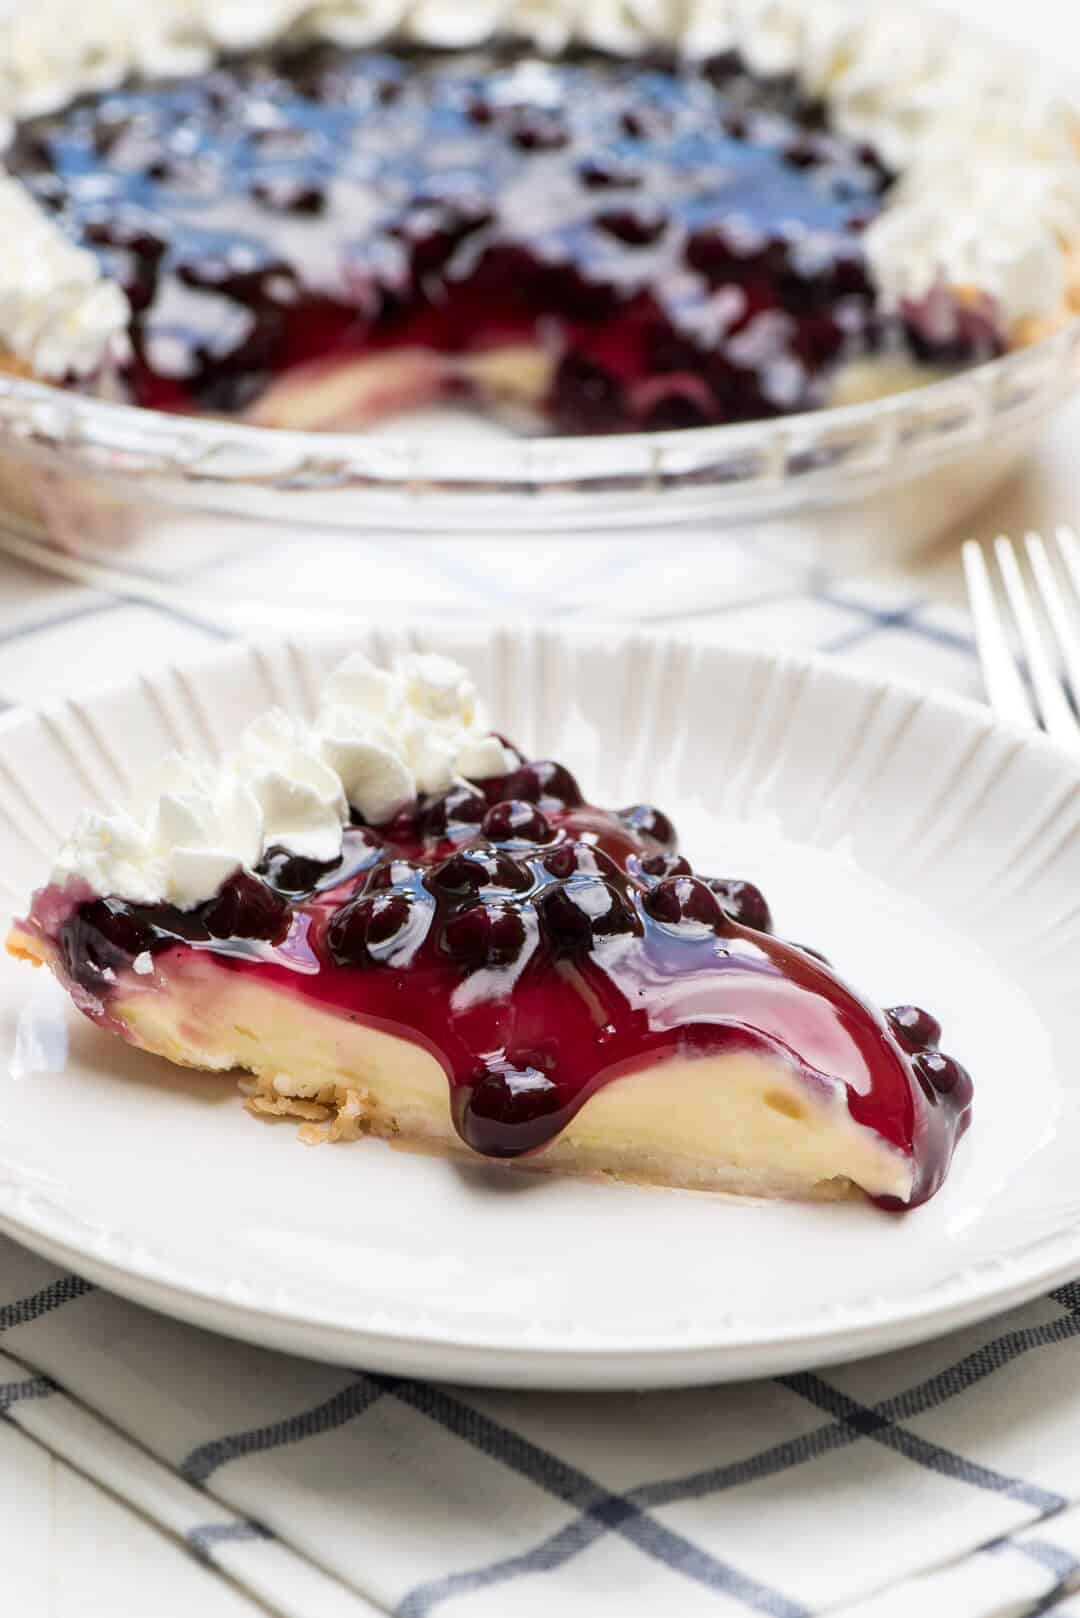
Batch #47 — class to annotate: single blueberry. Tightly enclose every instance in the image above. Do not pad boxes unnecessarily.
[482,799,554,846]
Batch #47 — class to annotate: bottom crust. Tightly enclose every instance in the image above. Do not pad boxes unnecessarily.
[0,348,37,380]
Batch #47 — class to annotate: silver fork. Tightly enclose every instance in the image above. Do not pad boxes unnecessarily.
[962,527,1080,744]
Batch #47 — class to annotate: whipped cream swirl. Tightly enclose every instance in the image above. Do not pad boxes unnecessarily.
[51,652,517,908]
[0,0,1076,376]
[0,175,131,378]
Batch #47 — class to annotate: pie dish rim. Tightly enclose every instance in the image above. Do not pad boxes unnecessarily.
[0,318,1076,519]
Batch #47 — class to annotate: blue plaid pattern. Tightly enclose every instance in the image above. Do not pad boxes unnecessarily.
[5,1259,1080,1616]
[0,528,1049,1617]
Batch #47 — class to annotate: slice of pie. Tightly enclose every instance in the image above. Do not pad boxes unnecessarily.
[7,651,972,1210]
[0,4,1076,432]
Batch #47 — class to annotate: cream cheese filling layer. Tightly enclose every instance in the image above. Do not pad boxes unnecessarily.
[102,948,915,1203]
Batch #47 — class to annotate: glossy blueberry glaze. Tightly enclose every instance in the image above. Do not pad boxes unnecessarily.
[46,753,971,1207]
[8,46,1001,431]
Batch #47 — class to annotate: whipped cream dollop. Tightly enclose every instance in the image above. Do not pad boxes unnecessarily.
[50,651,518,908]
[0,175,131,378]
[0,0,1077,374]
[866,155,1080,330]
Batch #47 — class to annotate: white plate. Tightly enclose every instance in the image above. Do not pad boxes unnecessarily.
[1,625,1079,1390]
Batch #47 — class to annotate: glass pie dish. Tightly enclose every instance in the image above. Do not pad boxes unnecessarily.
[0,2,1077,588]
[0,325,1076,577]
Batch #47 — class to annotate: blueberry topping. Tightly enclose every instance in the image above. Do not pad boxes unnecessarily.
[705,878,773,933]
[201,872,291,942]
[384,806,423,844]
[538,877,640,950]
[251,175,327,214]
[66,897,160,962]
[508,112,568,151]
[458,1062,566,1156]
[9,44,982,439]
[440,901,530,968]
[430,847,531,896]
[389,196,493,277]
[619,804,678,851]
[502,761,584,810]
[365,857,423,892]
[636,851,693,882]
[327,889,430,965]
[259,844,341,897]
[262,829,385,897]
[579,156,642,189]
[57,869,291,992]
[912,1051,973,1108]
[550,352,623,432]
[481,799,554,845]
[595,205,668,247]
[643,875,725,930]
[542,841,621,882]
[911,1055,939,1105]
[59,899,162,993]
[886,1005,942,1053]
[422,782,488,841]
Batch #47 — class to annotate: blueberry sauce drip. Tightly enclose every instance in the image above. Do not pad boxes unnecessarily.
[50,752,971,1207]
[8,46,1002,432]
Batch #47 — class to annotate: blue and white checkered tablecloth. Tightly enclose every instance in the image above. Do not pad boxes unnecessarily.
[4,526,1078,1618]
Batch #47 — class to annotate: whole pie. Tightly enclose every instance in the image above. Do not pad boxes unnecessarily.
[8,650,972,1209]
[0,1,1076,433]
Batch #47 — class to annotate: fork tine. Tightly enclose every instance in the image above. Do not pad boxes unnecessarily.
[994,535,1079,743]
[1026,531,1080,718]
[962,540,1036,729]
[1056,525,1080,614]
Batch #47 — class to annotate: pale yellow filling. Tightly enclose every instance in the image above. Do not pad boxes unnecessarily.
[101,951,912,1204]
[7,925,913,1202]
[245,344,555,431]
[240,339,975,436]
[825,356,950,408]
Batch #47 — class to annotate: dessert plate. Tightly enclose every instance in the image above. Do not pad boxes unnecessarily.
[1,625,1078,1389]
